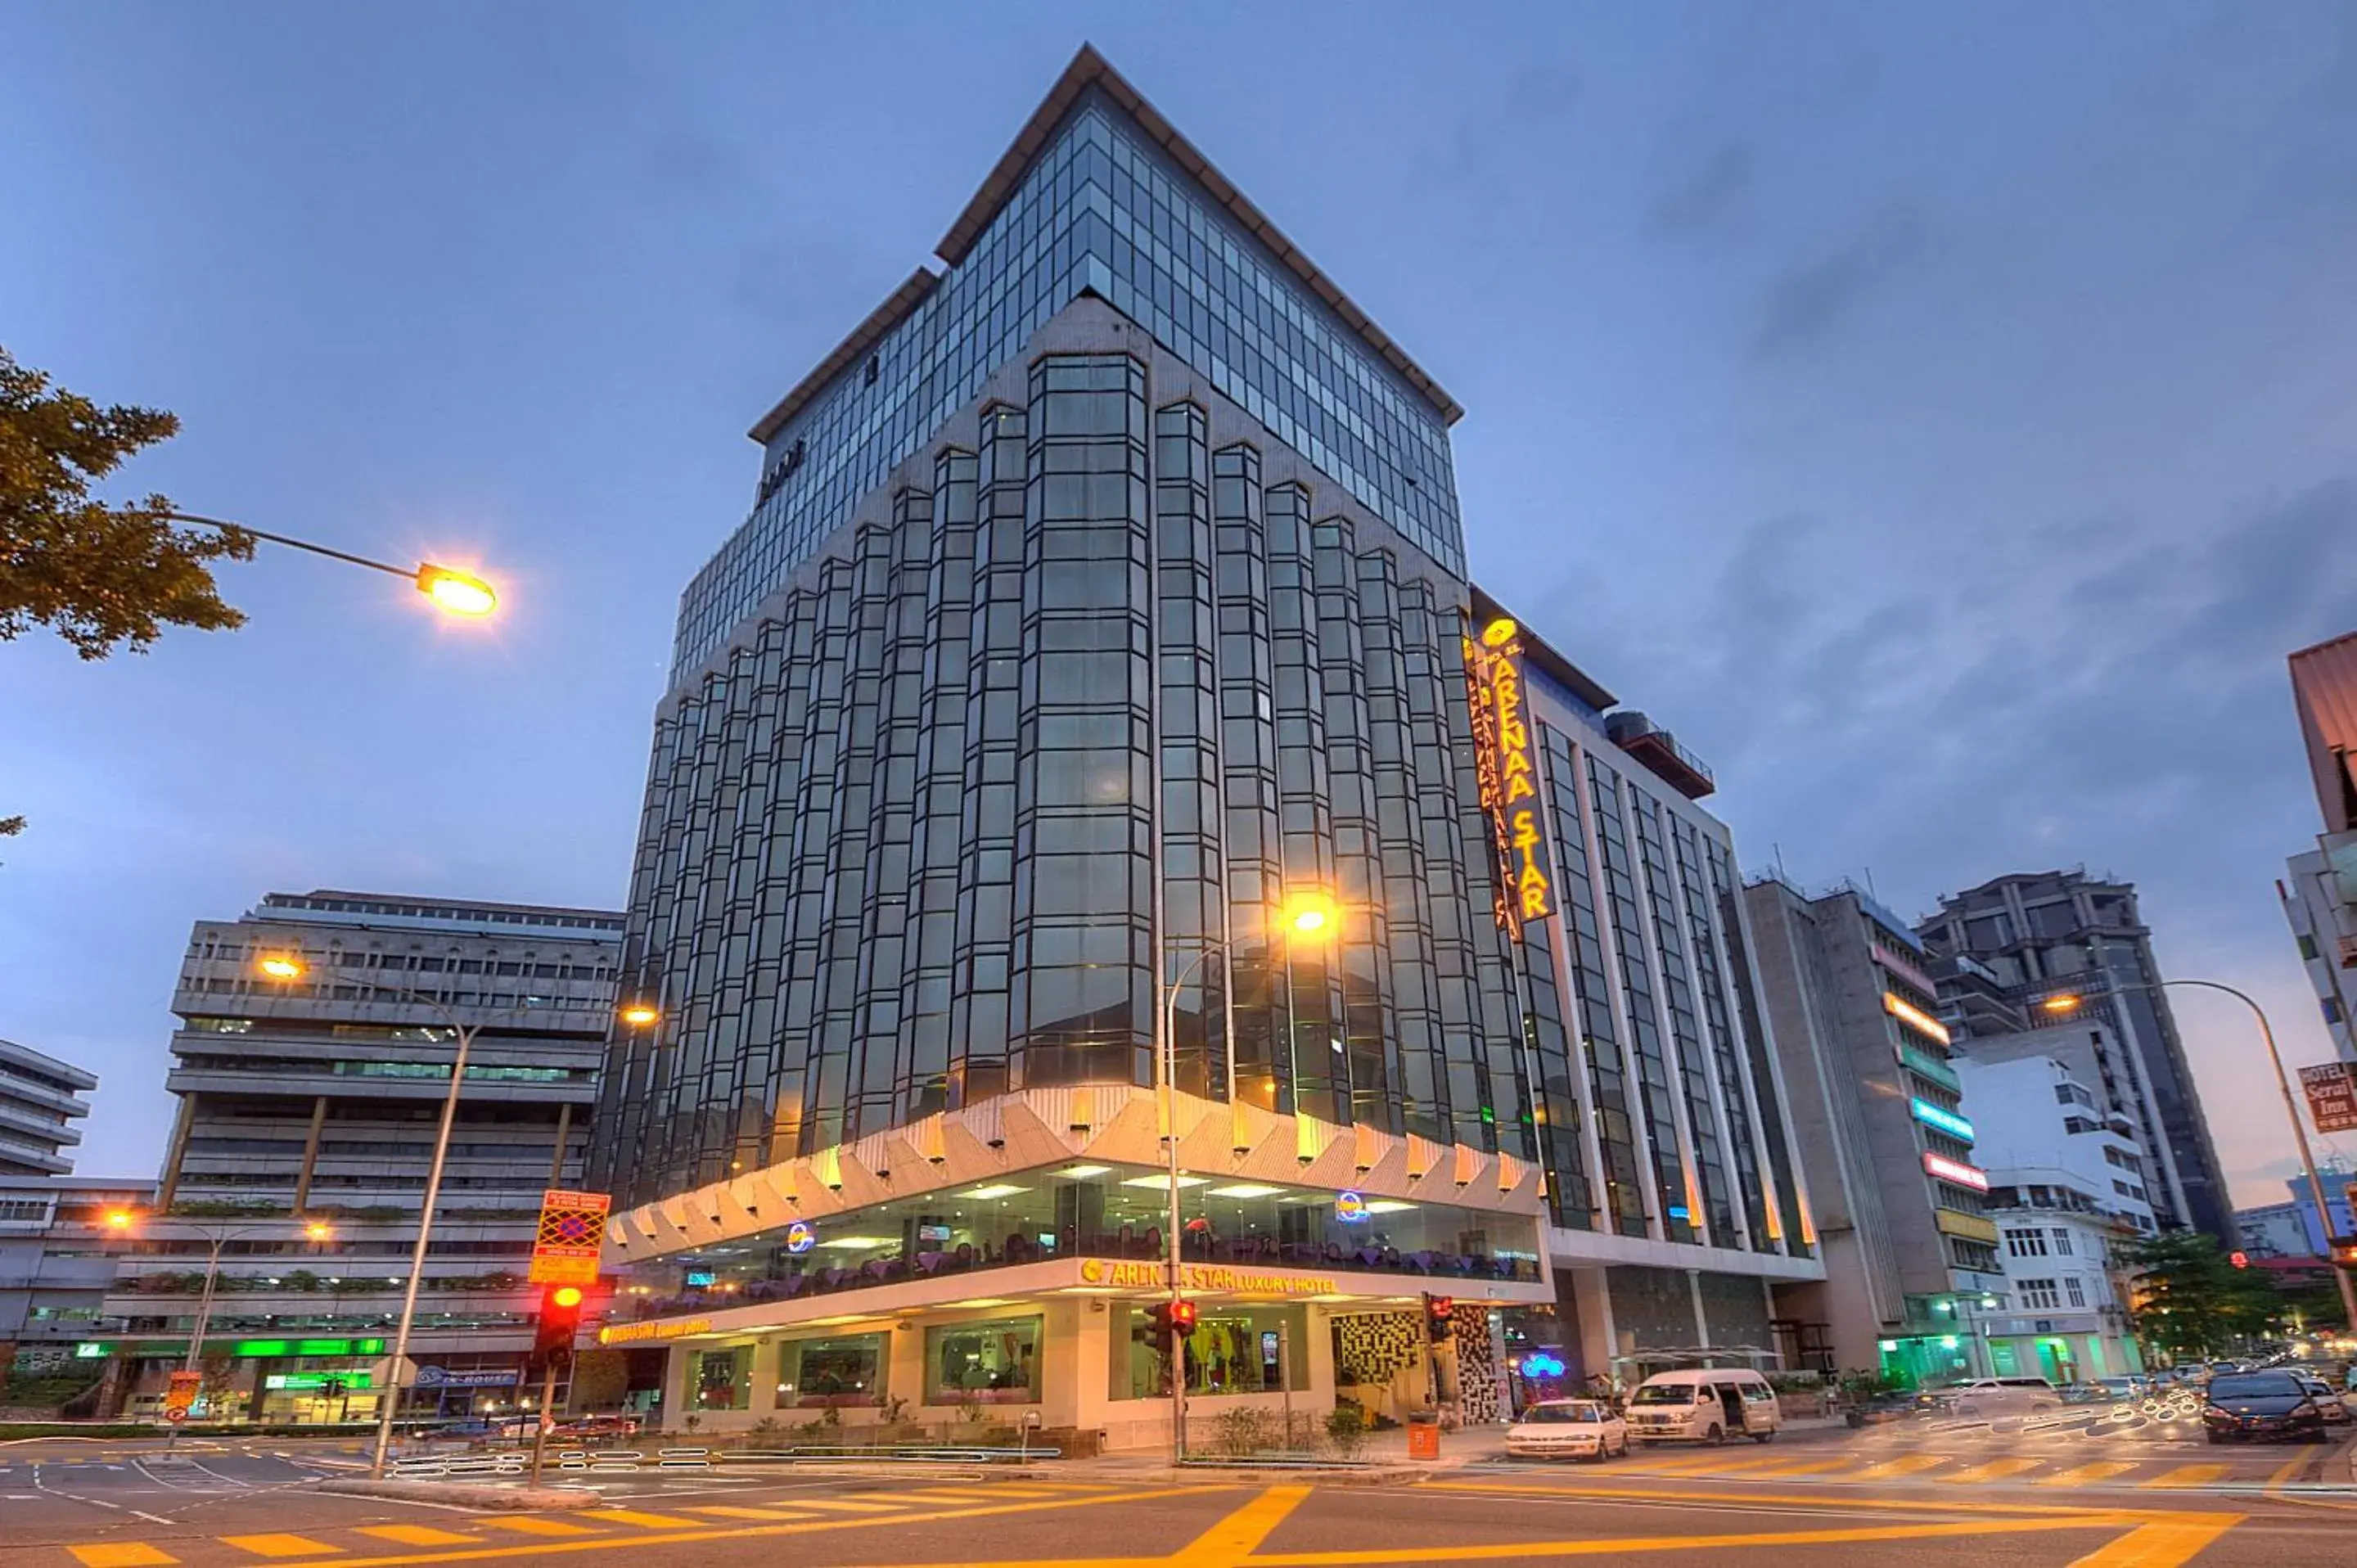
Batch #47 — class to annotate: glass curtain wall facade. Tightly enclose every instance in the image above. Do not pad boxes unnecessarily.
[592,49,1818,1322]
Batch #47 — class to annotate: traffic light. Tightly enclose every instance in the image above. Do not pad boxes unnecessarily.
[1147,1298,1198,1354]
[1424,1293,1456,1344]
[2331,1241,2357,1268]
[532,1283,586,1373]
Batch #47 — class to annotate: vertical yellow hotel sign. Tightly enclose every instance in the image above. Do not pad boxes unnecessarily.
[1463,616,1554,935]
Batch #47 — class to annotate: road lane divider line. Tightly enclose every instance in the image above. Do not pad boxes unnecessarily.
[1247,1512,2146,1566]
[1422,1477,2120,1516]
[2063,1512,2244,1567]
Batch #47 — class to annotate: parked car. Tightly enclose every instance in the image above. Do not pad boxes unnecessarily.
[1935,1377,2062,1417]
[1505,1399,1630,1461]
[2202,1372,2328,1444]
[2289,1373,2351,1426]
[2091,1375,2152,1402]
[1625,1369,1782,1445]
[556,1413,644,1438]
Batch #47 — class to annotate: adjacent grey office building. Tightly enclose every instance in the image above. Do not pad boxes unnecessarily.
[0,1037,97,1178]
[1917,871,2231,1244]
[1741,878,2001,1381]
[97,890,622,1422]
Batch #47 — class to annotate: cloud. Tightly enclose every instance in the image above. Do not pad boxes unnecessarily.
[1751,207,1930,357]
[1648,144,1753,237]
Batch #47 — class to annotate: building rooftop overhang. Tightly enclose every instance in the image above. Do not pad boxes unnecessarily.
[602,1084,1544,1268]
[1468,587,1616,713]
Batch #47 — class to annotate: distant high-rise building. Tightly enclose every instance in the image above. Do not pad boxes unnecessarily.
[1742,877,2001,1382]
[1918,871,2232,1245]
[100,890,622,1424]
[2281,630,2357,1065]
[0,1039,97,1178]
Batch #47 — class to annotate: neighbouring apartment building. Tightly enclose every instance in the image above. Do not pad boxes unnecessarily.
[0,1036,97,1178]
[1741,878,2001,1383]
[1918,871,2233,1245]
[94,890,621,1423]
[584,46,1823,1444]
[1952,1052,2153,1383]
[2282,630,2357,1065]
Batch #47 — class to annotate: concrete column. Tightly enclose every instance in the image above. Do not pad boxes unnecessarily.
[155,1093,198,1209]
[1688,1268,1710,1354]
[292,1097,328,1211]
[1566,1265,1616,1386]
[658,1345,690,1435]
[548,1102,574,1186]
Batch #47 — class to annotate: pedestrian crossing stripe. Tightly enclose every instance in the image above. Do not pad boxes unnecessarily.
[2039,1461,2138,1487]
[684,1504,816,1521]
[1844,1453,1951,1481]
[1942,1458,2041,1485]
[777,1495,904,1512]
[65,1548,178,1567]
[353,1526,481,1545]
[217,1535,338,1558]
[484,1517,602,1535]
[578,1508,703,1528]
[2139,1464,2230,1489]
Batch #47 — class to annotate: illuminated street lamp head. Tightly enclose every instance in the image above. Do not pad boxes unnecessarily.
[106,1210,134,1231]
[305,1220,332,1241]
[416,564,498,618]
[618,1003,660,1028]
[258,953,305,980]
[1282,891,1341,937]
[2041,994,2084,1015]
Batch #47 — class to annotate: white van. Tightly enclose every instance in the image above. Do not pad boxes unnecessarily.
[1626,1368,1782,1445]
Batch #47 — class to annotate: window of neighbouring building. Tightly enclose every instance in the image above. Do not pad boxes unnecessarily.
[2019,1279,2060,1310]
[689,1346,751,1411]
[2051,1228,2073,1255]
[2004,1228,2048,1258]
[776,1332,888,1408]
[2064,1277,2086,1307]
[924,1315,1040,1406]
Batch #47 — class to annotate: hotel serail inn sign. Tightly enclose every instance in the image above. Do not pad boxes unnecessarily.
[1463,616,1554,937]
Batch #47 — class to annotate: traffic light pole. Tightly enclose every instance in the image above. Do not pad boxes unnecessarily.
[528,1358,559,1487]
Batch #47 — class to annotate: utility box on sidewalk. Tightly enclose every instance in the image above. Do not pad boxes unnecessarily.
[1407,1412,1441,1460]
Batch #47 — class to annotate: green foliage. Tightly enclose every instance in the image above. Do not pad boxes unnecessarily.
[1323,1402,1369,1459]
[2121,1230,2283,1359]
[1212,1407,1278,1456]
[0,345,250,661]
[567,1349,629,1411]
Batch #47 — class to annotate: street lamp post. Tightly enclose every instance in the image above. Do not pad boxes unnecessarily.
[256,953,493,1476]
[1155,894,1337,1463]
[2043,976,2357,1331]
[161,512,499,618]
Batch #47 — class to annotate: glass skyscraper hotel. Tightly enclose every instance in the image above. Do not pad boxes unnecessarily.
[587,47,1823,1442]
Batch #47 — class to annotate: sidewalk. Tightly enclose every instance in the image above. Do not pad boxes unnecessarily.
[1079,1413,1850,1479]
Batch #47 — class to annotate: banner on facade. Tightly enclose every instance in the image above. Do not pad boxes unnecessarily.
[529,1189,611,1286]
[2299,1062,2357,1134]
[1462,615,1554,937]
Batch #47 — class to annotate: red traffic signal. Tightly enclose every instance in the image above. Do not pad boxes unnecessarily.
[1425,1293,1456,1342]
[2229,1251,2249,1269]
[532,1282,588,1371]
[1146,1299,1199,1353]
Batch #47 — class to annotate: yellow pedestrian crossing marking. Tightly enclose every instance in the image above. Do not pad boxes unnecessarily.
[782,1496,904,1512]
[579,1508,704,1528]
[218,1536,338,1559]
[352,1525,483,1545]
[2041,1461,2138,1487]
[65,1548,178,1568]
[2139,1463,2229,1489]
[1944,1458,2041,1485]
[1743,1457,1859,1477]
[484,1517,604,1535]
[684,1504,817,1521]
[1844,1453,1949,1481]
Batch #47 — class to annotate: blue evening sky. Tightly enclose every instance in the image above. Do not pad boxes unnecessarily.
[5,3,2355,1201]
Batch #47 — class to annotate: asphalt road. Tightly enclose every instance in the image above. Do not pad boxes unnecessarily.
[2,1428,2350,1568]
